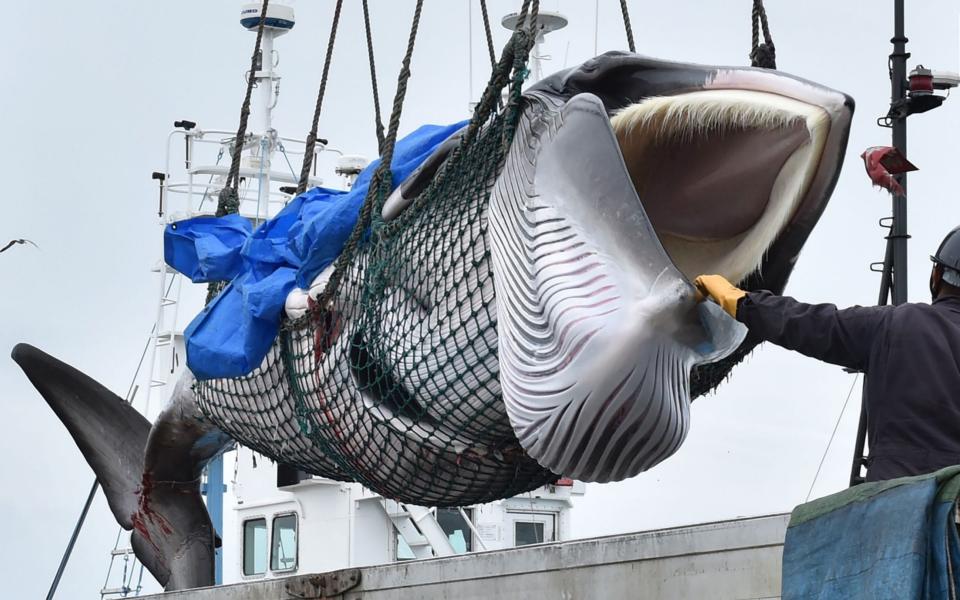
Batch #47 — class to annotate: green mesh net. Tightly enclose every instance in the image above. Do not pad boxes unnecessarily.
[195,31,559,506]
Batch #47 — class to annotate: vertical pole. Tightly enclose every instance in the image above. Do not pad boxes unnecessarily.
[532,36,544,82]
[207,457,225,585]
[890,0,909,305]
[46,481,99,599]
[256,30,275,225]
[259,31,275,136]
[848,238,895,485]
[850,0,910,486]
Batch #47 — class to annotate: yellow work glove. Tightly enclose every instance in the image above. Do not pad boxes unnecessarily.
[694,275,746,319]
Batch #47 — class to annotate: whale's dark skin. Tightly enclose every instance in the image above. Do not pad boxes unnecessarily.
[11,344,226,590]
[12,53,853,591]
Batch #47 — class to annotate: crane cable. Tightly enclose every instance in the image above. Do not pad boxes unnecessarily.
[296,0,390,190]
[313,0,427,310]
[314,0,541,312]
[297,0,345,195]
[479,0,497,69]
[216,0,270,216]
[205,0,270,303]
[362,0,386,154]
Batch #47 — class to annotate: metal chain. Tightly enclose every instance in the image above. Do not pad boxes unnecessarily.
[297,0,344,195]
[314,0,426,310]
[362,0,386,154]
[619,0,636,53]
[750,0,777,69]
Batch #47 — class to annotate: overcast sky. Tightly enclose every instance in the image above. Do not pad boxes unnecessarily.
[2,0,959,596]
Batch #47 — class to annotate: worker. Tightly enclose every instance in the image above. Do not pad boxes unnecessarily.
[695,226,960,482]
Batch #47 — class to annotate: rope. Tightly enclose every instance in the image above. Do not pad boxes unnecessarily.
[297,0,344,195]
[375,0,538,236]
[805,373,860,502]
[750,0,777,69]
[379,0,425,170]
[502,0,540,141]
[314,0,426,310]
[516,0,538,31]
[216,0,271,217]
[479,0,504,110]
[362,0,386,154]
[206,0,269,303]
[479,0,497,69]
[619,0,636,53]
[312,0,542,312]
[464,0,538,148]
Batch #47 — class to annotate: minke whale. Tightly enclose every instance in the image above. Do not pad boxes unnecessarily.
[13,52,853,591]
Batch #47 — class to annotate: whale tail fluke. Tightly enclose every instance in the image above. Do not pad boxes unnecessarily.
[11,343,148,529]
[11,343,220,590]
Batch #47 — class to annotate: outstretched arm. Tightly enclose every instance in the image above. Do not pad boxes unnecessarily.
[737,290,887,371]
[695,275,888,371]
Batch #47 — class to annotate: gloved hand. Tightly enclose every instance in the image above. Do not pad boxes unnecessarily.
[694,275,746,319]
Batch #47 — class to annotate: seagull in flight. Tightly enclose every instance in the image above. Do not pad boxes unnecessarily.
[0,239,39,254]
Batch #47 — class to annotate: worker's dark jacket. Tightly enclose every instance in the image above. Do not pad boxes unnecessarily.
[738,291,960,482]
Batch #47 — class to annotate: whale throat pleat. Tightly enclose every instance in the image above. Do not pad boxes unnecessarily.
[489,93,746,482]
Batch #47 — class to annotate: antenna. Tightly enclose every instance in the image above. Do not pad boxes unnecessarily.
[240,3,295,137]
[501,10,568,82]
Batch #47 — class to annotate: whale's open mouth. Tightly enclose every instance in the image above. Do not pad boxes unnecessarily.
[611,90,831,284]
[490,67,852,482]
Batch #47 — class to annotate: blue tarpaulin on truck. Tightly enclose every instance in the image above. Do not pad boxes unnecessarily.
[782,465,960,599]
[164,121,468,380]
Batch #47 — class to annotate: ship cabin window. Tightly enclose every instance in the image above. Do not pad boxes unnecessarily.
[437,508,473,553]
[395,508,475,560]
[271,513,298,572]
[509,511,557,547]
[514,521,545,546]
[242,518,268,576]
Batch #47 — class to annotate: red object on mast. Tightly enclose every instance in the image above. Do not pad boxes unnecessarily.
[860,146,918,196]
[909,66,935,94]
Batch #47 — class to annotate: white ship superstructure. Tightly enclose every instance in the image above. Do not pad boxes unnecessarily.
[225,447,583,583]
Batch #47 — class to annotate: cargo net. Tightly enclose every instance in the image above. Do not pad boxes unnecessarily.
[196,87,558,507]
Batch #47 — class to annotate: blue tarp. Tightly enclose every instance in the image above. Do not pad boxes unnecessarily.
[164,214,253,283]
[781,466,960,599]
[164,120,468,379]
